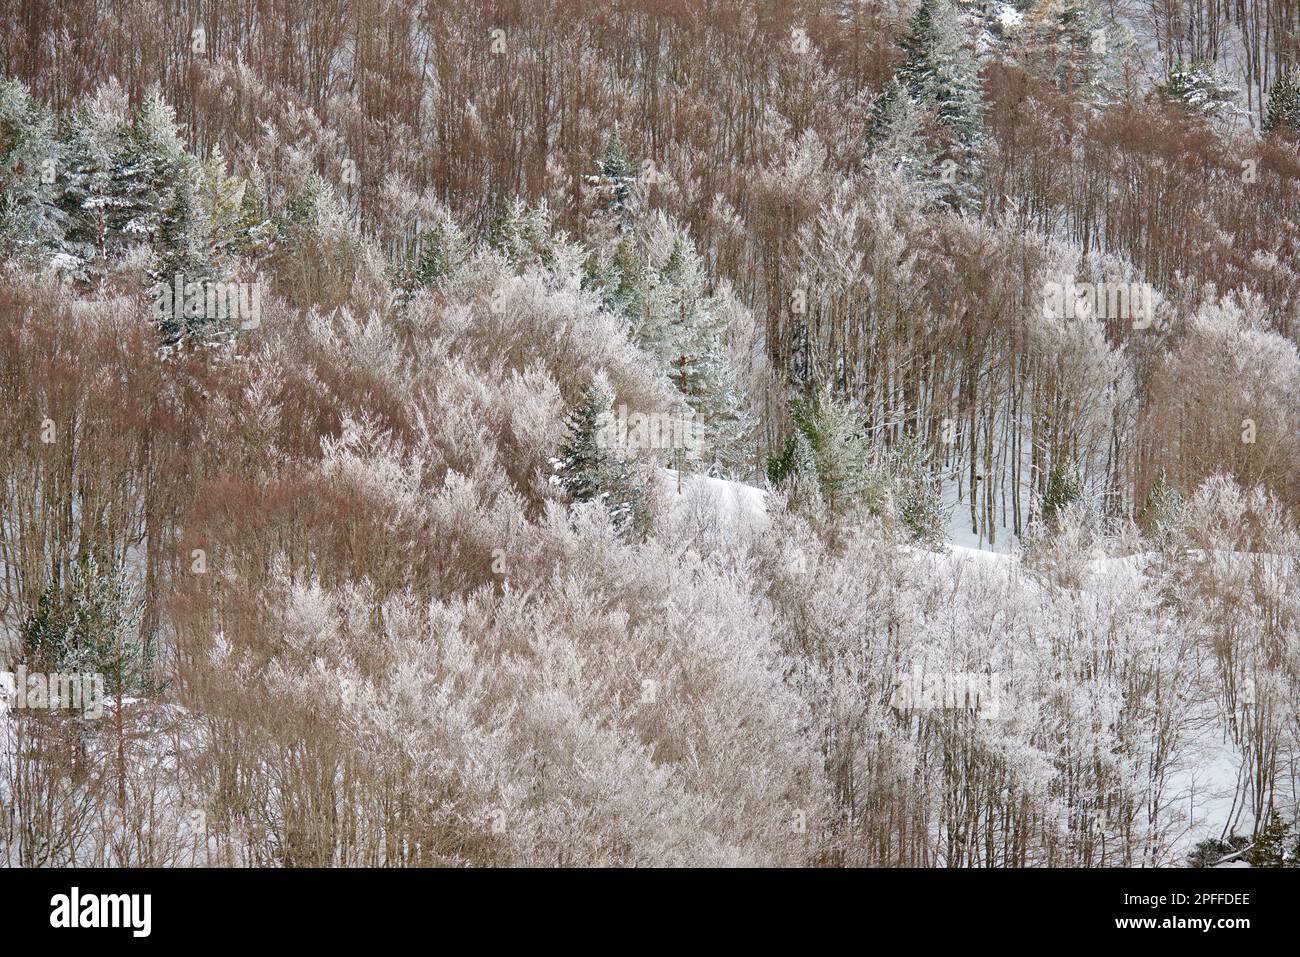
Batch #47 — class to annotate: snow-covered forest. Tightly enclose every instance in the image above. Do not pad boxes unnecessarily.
[0,0,1297,868]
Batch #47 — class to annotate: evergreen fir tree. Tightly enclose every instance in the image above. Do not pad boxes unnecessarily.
[400,209,469,294]
[1040,460,1083,527]
[23,553,156,698]
[1137,471,1182,546]
[113,87,191,248]
[601,233,674,354]
[1263,68,1300,137]
[0,79,66,261]
[196,143,248,275]
[873,0,984,208]
[866,78,942,199]
[233,161,274,254]
[1248,812,1295,867]
[552,386,613,504]
[487,196,558,272]
[780,382,871,513]
[594,221,751,471]
[771,395,946,536]
[550,382,645,536]
[1050,0,1106,98]
[1187,834,1251,867]
[153,166,216,342]
[57,98,129,280]
[880,433,948,547]
[1158,62,1240,121]
[281,172,343,235]
[660,236,743,430]
[282,175,322,230]
[766,430,818,488]
[585,124,639,236]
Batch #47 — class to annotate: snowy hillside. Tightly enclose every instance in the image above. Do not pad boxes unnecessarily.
[1,0,1297,872]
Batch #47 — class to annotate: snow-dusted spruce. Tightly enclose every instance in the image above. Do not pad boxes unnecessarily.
[584,125,640,238]
[550,378,646,536]
[0,79,66,261]
[767,382,946,544]
[1264,68,1300,137]
[56,83,132,280]
[869,0,985,209]
[23,554,155,698]
[588,212,751,473]
[1157,62,1244,121]
[397,206,469,296]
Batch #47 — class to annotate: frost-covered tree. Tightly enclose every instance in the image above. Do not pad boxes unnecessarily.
[1166,476,1300,834]
[550,381,645,535]
[770,406,946,540]
[281,171,345,234]
[1040,459,1084,527]
[591,216,750,471]
[593,234,665,342]
[657,231,749,466]
[0,79,66,261]
[585,124,639,234]
[488,196,559,272]
[153,167,217,342]
[878,433,948,547]
[399,207,469,294]
[1263,68,1300,137]
[866,79,942,199]
[482,196,586,290]
[233,161,273,255]
[56,88,132,281]
[1011,0,1123,102]
[1157,62,1241,121]
[195,144,248,275]
[271,172,389,315]
[113,87,193,249]
[888,0,985,207]
[23,554,156,697]
[1136,471,1182,546]
[1049,0,1104,96]
[769,382,870,514]
[1248,812,1297,867]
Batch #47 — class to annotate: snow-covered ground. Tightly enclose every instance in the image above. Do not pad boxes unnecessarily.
[658,468,770,526]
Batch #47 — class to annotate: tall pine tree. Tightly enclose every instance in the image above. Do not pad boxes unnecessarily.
[0,79,66,261]
[870,0,985,209]
[1264,68,1300,137]
[585,124,639,239]
[550,381,645,536]
[592,218,750,472]
[154,167,215,342]
[1158,62,1240,120]
[57,92,130,280]
[866,78,942,199]
[196,143,248,276]
[114,87,192,248]
[770,382,871,515]
[23,553,155,697]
